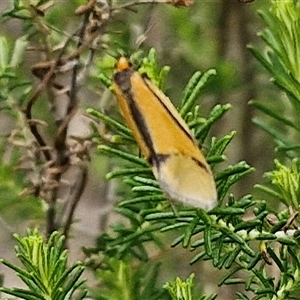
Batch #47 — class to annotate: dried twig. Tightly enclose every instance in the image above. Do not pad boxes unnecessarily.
[62,164,88,242]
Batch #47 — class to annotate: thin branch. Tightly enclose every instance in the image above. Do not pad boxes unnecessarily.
[25,63,56,162]
[62,164,88,242]
[114,0,176,11]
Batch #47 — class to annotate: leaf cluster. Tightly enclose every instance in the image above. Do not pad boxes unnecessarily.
[249,0,300,158]
[0,229,87,300]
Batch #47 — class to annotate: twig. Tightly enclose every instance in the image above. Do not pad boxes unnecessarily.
[62,164,88,242]
[114,0,172,11]
[25,63,56,162]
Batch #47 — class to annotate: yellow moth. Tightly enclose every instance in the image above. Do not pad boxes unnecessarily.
[112,57,217,210]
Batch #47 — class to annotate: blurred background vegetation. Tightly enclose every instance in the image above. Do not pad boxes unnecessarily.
[1,0,298,299]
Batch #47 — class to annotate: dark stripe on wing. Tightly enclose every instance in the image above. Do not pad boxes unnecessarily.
[114,69,156,164]
[154,153,210,174]
[143,78,195,145]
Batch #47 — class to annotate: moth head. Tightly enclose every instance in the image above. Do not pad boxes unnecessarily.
[115,57,132,72]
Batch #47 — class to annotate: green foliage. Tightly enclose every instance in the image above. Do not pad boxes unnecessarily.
[249,0,300,158]
[0,35,31,107]
[139,48,171,89]
[2,1,33,20]
[0,155,43,222]
[164,274,217,300]
[249,0,300,224]
[1,1,300,300]
[0,35,42,223]
[0,229,87,300]
[87,39,300,298]
[256,159,300,210]
[89,257,168,300]
[246,1,300,298]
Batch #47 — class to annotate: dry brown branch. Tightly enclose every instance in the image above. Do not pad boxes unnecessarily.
[62,164,88,242]
[113,0,193,11]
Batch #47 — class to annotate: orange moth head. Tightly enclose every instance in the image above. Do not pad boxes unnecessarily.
[115,57,132,72]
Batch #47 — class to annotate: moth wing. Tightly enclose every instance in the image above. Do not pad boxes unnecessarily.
[131,74,203,160]
[112,80,151,159]
[153,154,217,209]
[113,62,217,210]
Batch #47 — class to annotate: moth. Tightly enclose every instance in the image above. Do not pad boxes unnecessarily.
[112,57,217,210]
